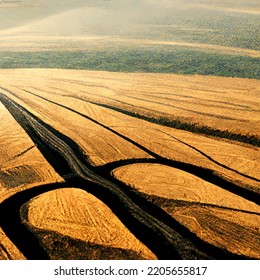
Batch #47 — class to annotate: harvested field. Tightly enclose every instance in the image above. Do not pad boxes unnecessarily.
[0,101,63,202]
[0,69,259,260]
[113,164,260,259]
[21,188,156,260]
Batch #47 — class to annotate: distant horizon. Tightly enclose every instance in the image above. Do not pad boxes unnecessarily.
[0,0,259,37]
[0,0,259,79]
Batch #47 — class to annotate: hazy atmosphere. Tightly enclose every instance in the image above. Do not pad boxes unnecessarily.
[1,0,259,46]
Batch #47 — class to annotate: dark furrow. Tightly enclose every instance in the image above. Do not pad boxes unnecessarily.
[0,92,252,260]
[97,158,160,173]
[0,244,13,260]
[131,93,247,111]
[158,130,260,182]
[17,88,260,183]
[50,81,252,110]
[113,92,243,121]
[41,78,256,118]
[134,90,254,110]
[20,88,157,159]
[13,145,35,159]
[100,157,260,205]
[20,85,260,146]
[88,101,260,146]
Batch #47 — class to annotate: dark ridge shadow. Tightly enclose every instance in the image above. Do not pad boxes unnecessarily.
[13,145,35,159]
[140,194,260,216]
[0,165,42,188]
[107,92,241,121]
[19,228,151,260]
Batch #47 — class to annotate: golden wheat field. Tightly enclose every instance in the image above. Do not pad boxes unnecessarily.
[0,68,259,260]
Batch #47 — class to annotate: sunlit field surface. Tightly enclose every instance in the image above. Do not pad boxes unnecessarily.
[0,0,259,260]
[0,69,259,260]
